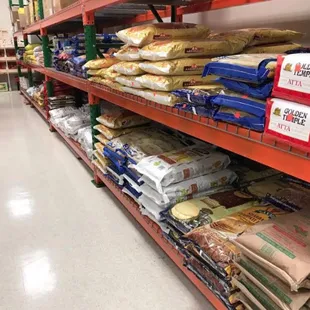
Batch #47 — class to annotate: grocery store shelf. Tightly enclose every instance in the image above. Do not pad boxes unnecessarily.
[90,84,310,183]
[95,169,227,310]
[20,88,48,121]
[14,0,266,36]
[18,61,310,182]
[44,68,88,92]
[52,124,94,171]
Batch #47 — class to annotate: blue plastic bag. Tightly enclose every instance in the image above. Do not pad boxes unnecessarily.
[213,107,265,132]
[203,54,277,84]
[174,103,218,118]
[210,90,266,117]
[217,78,273,100]
[172,88,222,106]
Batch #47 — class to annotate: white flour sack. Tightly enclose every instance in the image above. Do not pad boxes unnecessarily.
[134,145,230,193]
[139,169,237,204]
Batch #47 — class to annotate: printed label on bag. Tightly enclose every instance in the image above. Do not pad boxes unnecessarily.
[185,47,204,54]
[268,98,310,142]
[183,65,204,72]
[278,54,310,93]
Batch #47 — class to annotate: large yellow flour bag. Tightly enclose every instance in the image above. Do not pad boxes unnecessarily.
[115,76,144,89]
[116,23,210,47]
[139,58,211,76]
[113,61,144,76]
[136,74,216,91]
[84,57,120,69]
[115,45,142,61]
[140,39,243,61]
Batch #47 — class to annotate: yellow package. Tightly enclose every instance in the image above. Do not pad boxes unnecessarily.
[102,66,121,81]
[94,124,138,140]
[139,58,211,76]
[113,61,144,76]
[244,28,303,46]
[136,74,216,91]
[92,159,107,174]
[140,89,182,106]
[88,76,103,83]
[122,86,143,97]
[25,44,41,51]
[25,50,34,55]
[115,45,142,61]
[243,42,301,54]
[84,57,120,69]
[93,151,110,168]
[95,142,104,154]
[87,69,101,76]
[115,76,144,89]
[96,109,149,129]
[95,134,109,145]
[140,39,242,61]
[116,23,210,47]
[100,79,124,91]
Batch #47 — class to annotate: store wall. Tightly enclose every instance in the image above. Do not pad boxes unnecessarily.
[0,1,13,36]
[183,0,310,44]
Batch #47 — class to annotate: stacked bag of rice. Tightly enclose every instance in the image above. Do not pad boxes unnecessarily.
[133,145,238,223]
[171,28,303,132]
[231,188,310,310]
[161,174,310,309]
[114,23,236,106]
[24,44,42,64]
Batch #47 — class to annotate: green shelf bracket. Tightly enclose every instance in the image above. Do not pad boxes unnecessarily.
[17,65,22,77]
[18,0,23,8]
[90,103,101,149]
[28,69,33,86]
[84,25,97,61]
[9,0,13,8]
[37,0,44,19]
[24,36,29,47]
[46,80,53,97]
[42,36,51,67]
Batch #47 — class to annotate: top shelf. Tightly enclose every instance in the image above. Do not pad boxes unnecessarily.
[14,0,266,36]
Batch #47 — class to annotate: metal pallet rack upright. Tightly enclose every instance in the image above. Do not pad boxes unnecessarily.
[12,0,310,308]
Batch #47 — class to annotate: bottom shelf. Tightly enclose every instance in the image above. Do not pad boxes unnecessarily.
[20,91,93,171]
[20,90,227,309]
[20,89,48,121]
[52,125,93,171]
[96,169,227,310]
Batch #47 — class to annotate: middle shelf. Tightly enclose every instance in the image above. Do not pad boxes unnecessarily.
[17,61,310,182]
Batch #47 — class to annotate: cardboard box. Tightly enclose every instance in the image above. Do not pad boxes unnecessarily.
[29,0,35,24]
[19,6,30,27]
[43,0,54,18]
[10,7,19,24]
[53,0,76,13]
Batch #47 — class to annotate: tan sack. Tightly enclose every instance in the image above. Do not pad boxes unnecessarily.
[116,23,210,47]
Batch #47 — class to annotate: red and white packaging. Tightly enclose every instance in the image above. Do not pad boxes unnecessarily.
[265,98,310,150]
[273,54,310,106]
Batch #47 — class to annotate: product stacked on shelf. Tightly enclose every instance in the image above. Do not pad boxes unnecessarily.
[266,53,310,149]
[23,44,42,65]
[53,33,122,78]
[50,98,92,158]
[162,173,310,309]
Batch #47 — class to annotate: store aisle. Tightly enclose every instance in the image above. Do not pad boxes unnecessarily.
[0,92,214,310]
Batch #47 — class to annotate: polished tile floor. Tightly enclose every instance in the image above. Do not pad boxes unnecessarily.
[0,92,214,310]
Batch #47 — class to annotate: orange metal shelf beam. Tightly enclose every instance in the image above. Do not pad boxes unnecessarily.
[95,169,227,310]
[19,62,310,182]
[90,84,310,182]
[44,68,89,92]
